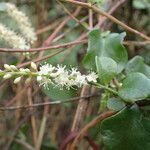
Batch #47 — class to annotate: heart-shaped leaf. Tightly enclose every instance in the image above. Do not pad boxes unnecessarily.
[118,73,150,102]
[83,29,128,73]
[100,107,150,150]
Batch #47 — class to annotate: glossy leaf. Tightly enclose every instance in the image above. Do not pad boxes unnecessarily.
[119,73,150,102]
[95,56,117,84]
[100,107,150,150]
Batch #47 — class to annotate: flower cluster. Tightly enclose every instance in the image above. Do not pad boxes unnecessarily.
[0,63,98,90]
[0,2,37,49]
[37,64,98,89]
[0,23,29,49]
[5,3,37,44]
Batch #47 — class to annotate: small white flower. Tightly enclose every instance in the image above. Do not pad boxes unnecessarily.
[86,72,98,83]
[36,64,98,89]
[70,68,80,76]
[38,77,52,87]
[37,76,42,82]
[75,74,87,87]
[55,65,66,76]
[54,71,69,89]
[38,64,55,75]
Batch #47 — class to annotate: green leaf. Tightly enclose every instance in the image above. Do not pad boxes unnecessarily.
[100,107,150,150]
[95,56,117,84]
[83,29,128,73]
[100,32,128,73]
[107,98,125,111]
[83,28,101,70]
[43,84,76,102]
[133,0,150,9]
[125,56,150,78]
[118,73,150,102]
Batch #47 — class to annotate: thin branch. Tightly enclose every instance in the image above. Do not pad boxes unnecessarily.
[36,99,49,150]
[98,0,126,27]
[60,0,150,41]
[57,0,88,30]
[70,111,116,150]
[53,16,88,43]
[71,85,91,132]
[36,19,62,35]
[17,48,69,68]
[0,39,149,53]
[123,40,150,46]
[43,7,81,46]
[0,94,99,111]
[14,138,35,150]
[0,40,87,53]
[27,87,38,148]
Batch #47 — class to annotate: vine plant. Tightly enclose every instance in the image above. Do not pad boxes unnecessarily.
[0,1,150,150]
[1,28,150,149]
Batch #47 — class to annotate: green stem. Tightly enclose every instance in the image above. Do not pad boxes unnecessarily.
[93,83,118,95]
[0,71,38,77]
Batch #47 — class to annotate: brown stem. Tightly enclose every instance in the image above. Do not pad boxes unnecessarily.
[70,111,116,150]
[35,0,44,46]
[27,87,38,147]
[0,94,99,111]
[36,98,49,150]
[0,40,87,53]
[71,85,91,132]
[43,7,81,46]
[14,138,35,150]
[61,0,150,41]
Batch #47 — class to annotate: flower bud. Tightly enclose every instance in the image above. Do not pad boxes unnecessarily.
[25,77,31,84]
[14,77,21,84]
[4,64,11,70]
[31,62,37,70]
[19,68,25,72]
[3,73,12,79]
[10,65,18,71]
[24,68,30,73]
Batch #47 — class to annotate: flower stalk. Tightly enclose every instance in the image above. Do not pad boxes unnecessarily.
[0,63,98,90]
